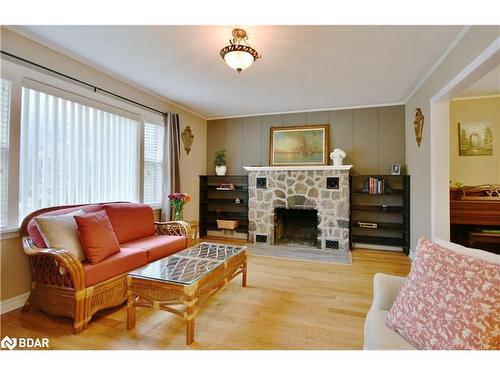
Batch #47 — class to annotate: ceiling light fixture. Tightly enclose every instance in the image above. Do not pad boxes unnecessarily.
[220,28,261,73]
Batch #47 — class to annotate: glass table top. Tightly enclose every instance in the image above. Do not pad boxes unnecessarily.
[128,242,246,285]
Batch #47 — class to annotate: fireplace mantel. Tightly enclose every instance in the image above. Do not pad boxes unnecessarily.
[243,165,353,172]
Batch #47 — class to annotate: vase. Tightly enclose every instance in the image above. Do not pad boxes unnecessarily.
[173,207,184,221]
[332,156,343,167]
[215,165,227,176]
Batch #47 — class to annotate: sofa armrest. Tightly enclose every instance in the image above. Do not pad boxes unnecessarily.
[22,236,85,291]
[370,273,407,311]
[154,221,193,247]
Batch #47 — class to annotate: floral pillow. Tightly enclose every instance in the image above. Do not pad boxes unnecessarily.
[385,238,499,350]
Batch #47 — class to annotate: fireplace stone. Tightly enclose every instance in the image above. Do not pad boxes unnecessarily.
[244,165,352,253]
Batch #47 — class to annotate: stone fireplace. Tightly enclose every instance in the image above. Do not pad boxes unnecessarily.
[244,165,352,252]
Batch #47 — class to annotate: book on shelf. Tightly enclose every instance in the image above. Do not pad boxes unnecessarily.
[366,177,385,194]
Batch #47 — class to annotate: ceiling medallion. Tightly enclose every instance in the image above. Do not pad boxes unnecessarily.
[220,28,261,73]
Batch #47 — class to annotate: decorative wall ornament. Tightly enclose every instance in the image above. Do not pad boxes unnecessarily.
[181,126,194,155]
[414,108,424,147]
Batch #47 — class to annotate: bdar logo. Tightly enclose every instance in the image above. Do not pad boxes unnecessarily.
[1,336,49,350]
[1,336,17,350]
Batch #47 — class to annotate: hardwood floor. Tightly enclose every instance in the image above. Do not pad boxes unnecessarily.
[0,242,410,349]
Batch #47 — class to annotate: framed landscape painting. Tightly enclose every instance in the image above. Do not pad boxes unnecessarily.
[458,122,493,156]
[269,125,330,166]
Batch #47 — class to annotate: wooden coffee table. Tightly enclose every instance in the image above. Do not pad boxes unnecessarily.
[126,242,247,345]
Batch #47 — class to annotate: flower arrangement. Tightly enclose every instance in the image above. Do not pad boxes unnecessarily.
[168,192,191,221]
[330,148,346,166]
[330,148,346,159]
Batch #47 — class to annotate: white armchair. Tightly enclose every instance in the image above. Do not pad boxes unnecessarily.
[363,239,499,350]
[363,273,415,350]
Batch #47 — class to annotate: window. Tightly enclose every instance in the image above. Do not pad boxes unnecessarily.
[143,122,164,204]
[19,86,140,219]
[0,79,12,227]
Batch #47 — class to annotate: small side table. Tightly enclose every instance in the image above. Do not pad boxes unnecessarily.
[186,220,199,243]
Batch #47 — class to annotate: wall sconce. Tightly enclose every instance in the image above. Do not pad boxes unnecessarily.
[181,126,194,154]
[414,108,424,147]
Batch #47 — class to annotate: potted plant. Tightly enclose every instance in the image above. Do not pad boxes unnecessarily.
[214,150,227,176]
[168,192,191,221]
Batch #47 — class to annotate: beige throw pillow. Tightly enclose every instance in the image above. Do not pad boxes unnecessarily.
[35,209,86,261]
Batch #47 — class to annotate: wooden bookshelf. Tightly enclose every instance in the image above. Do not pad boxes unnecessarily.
[349,175,410,254]
[199,175,249,239]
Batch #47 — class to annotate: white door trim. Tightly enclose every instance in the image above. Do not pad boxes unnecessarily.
[429,36,500,241]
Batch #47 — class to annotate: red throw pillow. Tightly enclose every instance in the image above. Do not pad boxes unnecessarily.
[385,238,500,350]
[102,203,155,243]
[74,210,120,264]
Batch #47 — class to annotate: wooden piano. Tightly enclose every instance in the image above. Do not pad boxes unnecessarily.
[450,184,500,253]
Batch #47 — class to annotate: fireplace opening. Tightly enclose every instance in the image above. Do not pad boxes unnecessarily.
[274,208,318,247]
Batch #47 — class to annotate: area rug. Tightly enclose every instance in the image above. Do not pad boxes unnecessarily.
[246,243,352,265]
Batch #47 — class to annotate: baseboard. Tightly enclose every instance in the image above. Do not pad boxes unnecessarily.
[0,292,29,315]
[207,229,248,240]
[353,243,404,252]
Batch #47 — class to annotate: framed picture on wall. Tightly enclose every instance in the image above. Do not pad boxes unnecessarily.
[269,125,330,166]
[458,122,493,156]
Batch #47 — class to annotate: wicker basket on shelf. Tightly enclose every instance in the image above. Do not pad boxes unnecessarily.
[216,220,239,230]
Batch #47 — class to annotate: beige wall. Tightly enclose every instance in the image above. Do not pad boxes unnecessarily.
[450,97,500,185]
[0,238,31,301]
[207,105,405,176]
[405,26,500,252]
[0,28,207,303]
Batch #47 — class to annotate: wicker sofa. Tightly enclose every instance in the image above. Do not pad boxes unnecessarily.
[20,202,192,333]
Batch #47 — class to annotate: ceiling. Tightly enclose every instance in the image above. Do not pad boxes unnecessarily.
[455,64,500,98]
[13,25,464,119]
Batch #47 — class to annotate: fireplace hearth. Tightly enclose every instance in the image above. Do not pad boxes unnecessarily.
[275,208,318,247]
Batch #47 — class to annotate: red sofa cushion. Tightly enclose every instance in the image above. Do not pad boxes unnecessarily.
[82,247,148,287]
[121,235,187,262]
[103,203,155,243]
[27,204,103,248]
[75,211,121,264]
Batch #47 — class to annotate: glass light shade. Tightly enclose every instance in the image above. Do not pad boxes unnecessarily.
[223,50,255,72]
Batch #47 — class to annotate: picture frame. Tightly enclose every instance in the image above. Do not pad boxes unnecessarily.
[269,125,330,166]
[458,122,493,156]
[391,163,401,175]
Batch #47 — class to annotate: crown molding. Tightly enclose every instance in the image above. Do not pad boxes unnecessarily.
[206,101,405,121]
[403,25,472,103]
[451,94,500,101]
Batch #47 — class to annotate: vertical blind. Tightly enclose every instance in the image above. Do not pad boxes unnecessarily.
[0,79,11,227]
[143,122,164,204]
[19,87,140,219]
